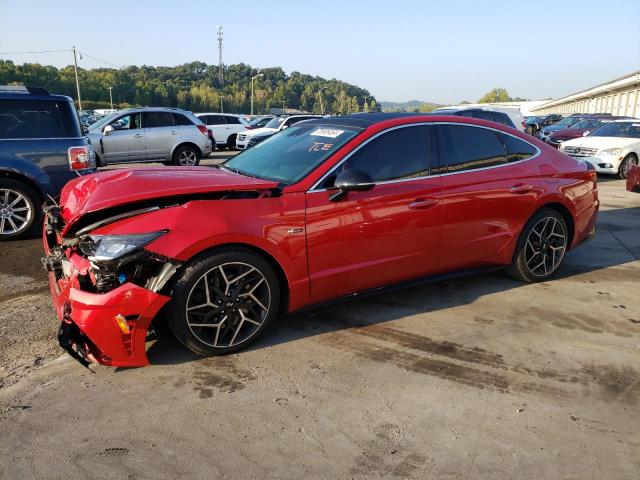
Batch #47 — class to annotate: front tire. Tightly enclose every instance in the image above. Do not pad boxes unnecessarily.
[167,248,280,356]
[618,154,637,180]
[506,209,568,283]
[172,145,201,166]
[0,179,41,241]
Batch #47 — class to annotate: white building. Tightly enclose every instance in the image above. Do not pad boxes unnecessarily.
[530,71,640,117]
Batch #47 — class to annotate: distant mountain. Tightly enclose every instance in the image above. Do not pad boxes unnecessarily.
[379,99,444,112]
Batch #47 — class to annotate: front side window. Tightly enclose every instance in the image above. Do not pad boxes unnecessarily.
[321,126,430,187]
[439,124,506,172]
[223,123,360,184]
[0,99,80,139]
[111,113,141,130]
[143,111,173,128]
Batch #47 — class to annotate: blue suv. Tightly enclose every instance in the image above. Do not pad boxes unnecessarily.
[0,86,95,240]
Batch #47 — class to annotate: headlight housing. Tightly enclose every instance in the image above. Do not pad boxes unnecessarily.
[600,148,622,156]
[79,231,167,262]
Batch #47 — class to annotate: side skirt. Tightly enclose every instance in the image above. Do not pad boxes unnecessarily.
[290,265,503,315]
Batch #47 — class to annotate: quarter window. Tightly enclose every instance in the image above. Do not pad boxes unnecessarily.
[439,124,506,172]
[143,112,173,128]
[0,99,80,139]
[322,126,429,187]
[173,113,192,126]
[498,133,537,162]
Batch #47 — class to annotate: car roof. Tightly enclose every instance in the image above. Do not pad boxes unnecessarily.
[0,91,74,102]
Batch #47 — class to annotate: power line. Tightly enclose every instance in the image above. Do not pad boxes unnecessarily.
[77,51,121,69]
[0,49,71,55]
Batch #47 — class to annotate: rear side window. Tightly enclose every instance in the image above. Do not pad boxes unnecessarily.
[498,133,537,162]
[439,124,506,172]
[491,112,515,128]
[336,125,429,183]
[0,99,81,139]
[464,110,494,121]
[206,115,226,125]
[173,113,193,126]
[143,112,174,128]
[225,116,241,124]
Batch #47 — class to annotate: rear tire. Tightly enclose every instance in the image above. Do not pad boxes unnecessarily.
[167,248,281,356]
[226,134,237,150]
[506,208,568,283]
[618,154,637,180]
[172,145,201,166]
[0,179,42,241]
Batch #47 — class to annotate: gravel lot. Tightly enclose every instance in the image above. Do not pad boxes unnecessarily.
[0,173,638,479]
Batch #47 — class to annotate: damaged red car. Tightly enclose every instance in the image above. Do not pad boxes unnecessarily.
[43,113,599,367]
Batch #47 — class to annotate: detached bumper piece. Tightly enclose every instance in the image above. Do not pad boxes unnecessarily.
[55,282,171,367]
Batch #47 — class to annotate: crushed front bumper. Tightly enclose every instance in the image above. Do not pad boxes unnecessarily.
[43,214,171,367]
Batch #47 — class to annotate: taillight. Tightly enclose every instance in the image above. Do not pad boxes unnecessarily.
[244,126,251,129]
[197,125,208,136]
[68,146,92,170]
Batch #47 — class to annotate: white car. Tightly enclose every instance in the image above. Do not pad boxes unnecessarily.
[235,115,322,149]
[560,120,640,179]
[433,105,525,131]
[195,113,248,149]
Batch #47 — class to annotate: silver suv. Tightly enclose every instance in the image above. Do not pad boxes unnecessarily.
[88,107,213,166]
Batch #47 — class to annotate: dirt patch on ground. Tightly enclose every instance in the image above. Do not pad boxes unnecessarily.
[0,239,60,389]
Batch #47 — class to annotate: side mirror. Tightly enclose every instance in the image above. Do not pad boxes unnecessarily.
[103,124,114,136]
[329,169,375,202]
[582,131,590,136]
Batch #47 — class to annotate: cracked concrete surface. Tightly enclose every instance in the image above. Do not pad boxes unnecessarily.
[0,177,638,479]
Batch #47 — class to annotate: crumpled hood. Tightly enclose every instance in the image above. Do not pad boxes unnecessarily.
[59,166,279,227]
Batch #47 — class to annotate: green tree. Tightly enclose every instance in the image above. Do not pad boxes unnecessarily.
[477,88,511,103]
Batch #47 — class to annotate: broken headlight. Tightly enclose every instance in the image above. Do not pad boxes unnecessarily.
[79,231,167,262]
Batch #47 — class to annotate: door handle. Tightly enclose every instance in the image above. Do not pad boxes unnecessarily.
[409,198,437,210]
[170,130,178,135]
[134,133,143,138]
[509,184,533,194]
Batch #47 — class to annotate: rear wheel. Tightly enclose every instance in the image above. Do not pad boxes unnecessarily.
[167,248,280,356]
[618,154,637,179]
[172,145,201,166]
[506,209,568,283]
[0,179,41,241]
[226,134,237,150]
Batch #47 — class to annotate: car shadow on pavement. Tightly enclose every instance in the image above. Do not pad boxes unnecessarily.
[146,205,639,367]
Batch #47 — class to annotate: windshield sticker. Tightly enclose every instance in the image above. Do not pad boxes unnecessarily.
[309,142,334,152]
[310,128,344,138]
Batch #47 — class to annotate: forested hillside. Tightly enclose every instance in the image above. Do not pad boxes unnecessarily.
[0,60,378,114]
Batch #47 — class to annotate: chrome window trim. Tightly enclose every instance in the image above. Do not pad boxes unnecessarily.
[0,136,86,141]
[308,122,541,192]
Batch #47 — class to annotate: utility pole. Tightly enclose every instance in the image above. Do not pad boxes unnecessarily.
[220,97,224,113]
[72,46,82,110]
[108,86,113,110]
[318,88,324,115]
[217,26,224,87]
[251,73,263,116]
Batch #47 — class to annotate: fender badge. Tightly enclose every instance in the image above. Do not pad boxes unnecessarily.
[287,228,304,234]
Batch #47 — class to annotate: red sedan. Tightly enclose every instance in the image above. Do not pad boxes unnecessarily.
[42,113,599,367]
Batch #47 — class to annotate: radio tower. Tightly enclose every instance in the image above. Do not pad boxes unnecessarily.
[217,25,224,86]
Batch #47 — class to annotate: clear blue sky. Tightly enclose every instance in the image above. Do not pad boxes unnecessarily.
[1,0,639,103]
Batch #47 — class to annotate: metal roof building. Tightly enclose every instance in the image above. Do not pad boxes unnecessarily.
[531,70,640,117]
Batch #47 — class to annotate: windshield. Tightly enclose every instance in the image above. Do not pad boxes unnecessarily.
[588,122,640,138]
[264,117,286,129]
[223,124,360,184]
[553,117,579,128]
[526,116,544,124]
[89,111,119,131]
